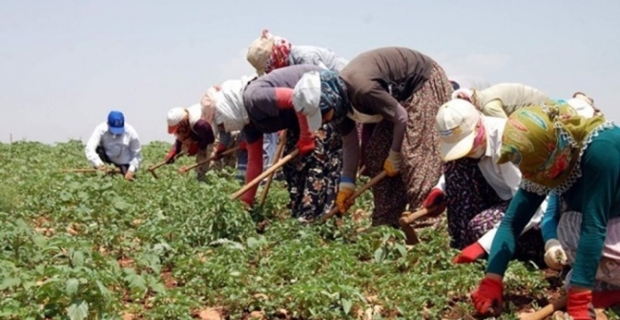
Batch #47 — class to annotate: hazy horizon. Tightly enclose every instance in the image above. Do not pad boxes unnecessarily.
[2,1,619,145]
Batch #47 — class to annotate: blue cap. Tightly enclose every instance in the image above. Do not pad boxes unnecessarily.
[107,111,125,135]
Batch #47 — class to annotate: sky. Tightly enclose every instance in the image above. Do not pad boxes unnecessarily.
[1,0,620,144]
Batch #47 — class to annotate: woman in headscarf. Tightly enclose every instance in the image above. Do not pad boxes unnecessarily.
[452,82,549,119]
[213,64,342,220]
[470,101,620,319]
[421,99,546,266]
[163,103,217,181]
[296,46,453,227]
[246,29,349,76]
[244,29,353,175]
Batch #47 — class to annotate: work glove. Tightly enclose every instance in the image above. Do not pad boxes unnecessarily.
[212,143,227,160]
[544,239,568,271]
[453,242,486,264]
[239,140,247,151]
[124,171,135,181]
[296,135,316,157]
[164,149,177,164]
[186,142,199,156]
[383,150,402,177]
[422,188,446,216]
[471,276,503,317]
[593,289,620,309]
[567,289,594,320]
[336,180,356,214]
[97,164,109,172]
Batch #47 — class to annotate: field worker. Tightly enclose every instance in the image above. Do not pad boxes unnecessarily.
[246,29,349,76]
[448,75,491,91]
[302,46,452,227]
[213,64,343,220]
[84,110,141,181]
[452,82,549,119]
[245,29,350,174]
[423,99,546,266]
[163,103,217,182]
[538,98,620,312]
[201,87,279,181]
[470,101,620,319]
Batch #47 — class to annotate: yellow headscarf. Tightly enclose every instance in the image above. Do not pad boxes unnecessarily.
[497,101,611,195]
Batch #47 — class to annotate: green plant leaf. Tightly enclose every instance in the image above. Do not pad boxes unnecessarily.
[66,278,79,297]
[66,300,89,320]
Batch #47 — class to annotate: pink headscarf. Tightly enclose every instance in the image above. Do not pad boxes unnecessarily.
[262,30,292,73]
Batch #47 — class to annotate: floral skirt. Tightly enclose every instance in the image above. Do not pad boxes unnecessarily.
[362,62,452,227]
[282,122,343,220]
[445,157,545,265]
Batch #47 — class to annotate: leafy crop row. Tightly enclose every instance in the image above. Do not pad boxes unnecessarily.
[1,140,617,319]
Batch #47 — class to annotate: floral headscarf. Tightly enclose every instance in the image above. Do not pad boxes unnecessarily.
[498,101,612,195]
[264,33,292,74]
[318,70,351,124]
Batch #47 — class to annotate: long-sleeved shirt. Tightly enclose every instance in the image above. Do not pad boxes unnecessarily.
[168,104,215,156]
[337,47,435,181]
[242,64,323,142]
[85,122,142,172]
[541,192,562,242]
[289,45,349,72]
[487,125,620,289]
[475,83,549,118]
[434,116,547,252]
[241,64,324,203]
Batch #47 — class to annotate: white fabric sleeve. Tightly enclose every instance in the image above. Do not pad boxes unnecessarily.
[127,128,142,172]
[85,124,105,168]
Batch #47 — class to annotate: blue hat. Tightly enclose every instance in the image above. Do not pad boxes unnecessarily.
[107,111,125,135]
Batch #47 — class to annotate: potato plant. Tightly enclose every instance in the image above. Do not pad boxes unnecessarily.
[1,141,618,320]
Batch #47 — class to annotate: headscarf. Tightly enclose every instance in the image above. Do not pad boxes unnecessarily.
[264,33,292,73]
[317,70,351,124]
[497,101,612,195]
[213,75,255,132]
[200,87,218,124]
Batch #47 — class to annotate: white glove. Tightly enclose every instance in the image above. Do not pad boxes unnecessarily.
[544,239,568,270]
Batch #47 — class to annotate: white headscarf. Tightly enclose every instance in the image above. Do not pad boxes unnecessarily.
[214,75,256,132]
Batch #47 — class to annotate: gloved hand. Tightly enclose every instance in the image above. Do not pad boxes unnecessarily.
[422,188,446,216]
[593,289,620,309]
[453,242,486,264]
[239,140,247,151]
[471,276,504,317]
[336,181,356,214]
[97,164,108,172]
[383,150,402,177]
[164,149,177,164]
[212,143,227,160]
[566,289,594,320]
[187,142,199,156]
[297,135,316,157]
[124,171,135,181]
[544,239,568,270]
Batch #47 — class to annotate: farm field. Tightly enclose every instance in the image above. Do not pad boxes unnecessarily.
[1,141,618,320]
